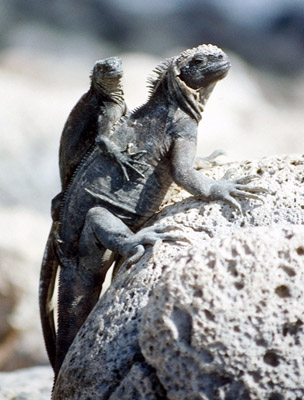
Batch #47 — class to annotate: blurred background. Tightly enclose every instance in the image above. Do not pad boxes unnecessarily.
[0,0,303,371]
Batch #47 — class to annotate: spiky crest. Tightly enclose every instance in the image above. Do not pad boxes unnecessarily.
[147,57,174,94]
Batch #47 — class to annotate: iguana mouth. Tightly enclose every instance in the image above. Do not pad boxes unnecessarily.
[201,60,231,80]
[105,66,123,77]
[101,67,123,79]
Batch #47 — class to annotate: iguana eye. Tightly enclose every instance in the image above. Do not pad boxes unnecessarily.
[192,57,207,66]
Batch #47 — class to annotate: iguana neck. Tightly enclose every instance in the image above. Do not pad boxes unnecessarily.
[164,63,216,123]
[198,83,216,109]
[165,63,203,123]
[91,80,124,105]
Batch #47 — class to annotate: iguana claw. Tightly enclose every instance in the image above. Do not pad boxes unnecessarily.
[209,171,267,214]
[122,224,189,269]
[119,142,150,181]
[97,137,149,181]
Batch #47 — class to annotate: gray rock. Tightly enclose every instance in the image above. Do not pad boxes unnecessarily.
[140,225,304,400]
[52,153,304,399]
[159,153,304,236]
[0,366,53,400]
[109,362,166,400]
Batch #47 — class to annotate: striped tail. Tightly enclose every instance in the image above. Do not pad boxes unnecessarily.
[39,225,58,370]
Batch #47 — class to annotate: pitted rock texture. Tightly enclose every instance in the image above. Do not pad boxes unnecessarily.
[109,362,167,400]
[159,153,304,239]
[140,225,304,400]
[52,236,179,399]
[52,154,304,399]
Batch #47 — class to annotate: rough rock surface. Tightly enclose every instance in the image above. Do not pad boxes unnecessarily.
[140,225,304,400]
[52,153,304,399]
[0,366,53,400]
[158,153,304,234]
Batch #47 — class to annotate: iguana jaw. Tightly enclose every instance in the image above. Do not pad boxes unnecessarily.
[202,59,230,79]
[198,59,231,86]
[174,74,215,115]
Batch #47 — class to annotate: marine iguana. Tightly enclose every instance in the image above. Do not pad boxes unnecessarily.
[39,56,131,372]
[45,44,265,377]
[59,56,127,190]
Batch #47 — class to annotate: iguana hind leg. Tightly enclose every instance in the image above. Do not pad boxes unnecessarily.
[79,206,186,269]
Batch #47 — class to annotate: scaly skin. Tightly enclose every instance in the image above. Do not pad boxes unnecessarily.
[39,57,127,372]
[52,44,265,379]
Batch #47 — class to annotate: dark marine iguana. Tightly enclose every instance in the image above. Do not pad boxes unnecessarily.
[45,44,265,377]
[59,56,127,190]
[39,56,134,372]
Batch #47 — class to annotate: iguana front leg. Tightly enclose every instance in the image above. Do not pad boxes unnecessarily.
[171,137,266,213]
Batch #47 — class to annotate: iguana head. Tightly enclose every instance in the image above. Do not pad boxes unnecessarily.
[91,57,123,96]
[175,44,230,90]
[148,44,230,121]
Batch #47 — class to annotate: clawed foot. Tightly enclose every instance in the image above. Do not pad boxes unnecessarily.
[122,225,188,269]
[210,168,267,214]
[119,142,149,181]
[96,137,149,181]
[195,149,226,169]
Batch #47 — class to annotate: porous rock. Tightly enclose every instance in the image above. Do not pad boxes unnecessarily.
[53,154,304,399]
[159,153,304,238]
[140,225,304,400]
[52,235,174,399]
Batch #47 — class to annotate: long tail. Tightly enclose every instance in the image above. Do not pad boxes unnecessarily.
[39,225,58,370]
[54,261,104,377]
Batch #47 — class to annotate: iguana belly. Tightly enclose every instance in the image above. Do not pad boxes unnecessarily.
[84,151,172,224]
[60,148,172,244]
